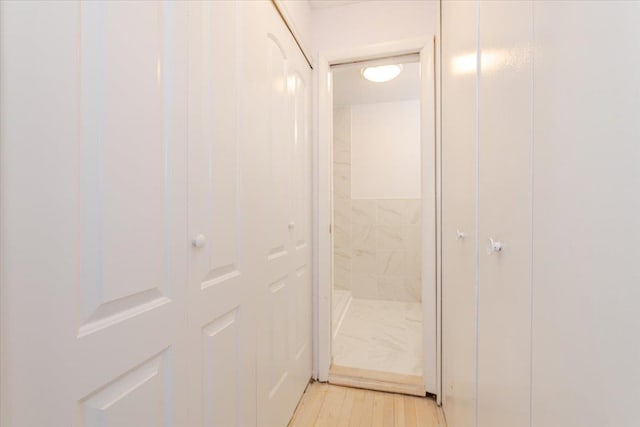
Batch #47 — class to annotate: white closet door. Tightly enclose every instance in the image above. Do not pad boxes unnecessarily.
[441,2,479,426]
[477,1,533,426]
[186,2,257,426]
[1,1,189,426]
[240,2,313,427]
[532,2,640,426]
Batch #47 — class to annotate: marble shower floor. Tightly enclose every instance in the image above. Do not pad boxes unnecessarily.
[332,298,423,377]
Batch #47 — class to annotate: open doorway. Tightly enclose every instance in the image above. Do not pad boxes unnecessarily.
[314,36,440,398]
[330,56,426,395]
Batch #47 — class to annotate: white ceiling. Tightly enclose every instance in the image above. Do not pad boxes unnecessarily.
[309,0,363,9]
[332,61,420,106]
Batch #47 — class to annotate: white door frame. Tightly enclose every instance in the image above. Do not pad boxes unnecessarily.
[314,36,441,399]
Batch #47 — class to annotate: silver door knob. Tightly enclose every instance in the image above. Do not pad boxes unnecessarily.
[192,234,206,248]
[456,230,466,240]
[288,222,295,230]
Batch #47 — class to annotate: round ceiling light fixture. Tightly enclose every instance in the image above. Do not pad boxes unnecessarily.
[361,64,403,83]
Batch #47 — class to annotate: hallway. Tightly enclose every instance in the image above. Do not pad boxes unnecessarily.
[289,383,445,427]
[1,1,640,426]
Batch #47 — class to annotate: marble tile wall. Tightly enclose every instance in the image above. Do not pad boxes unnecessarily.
[333,106,422,302]
[333,106,352,291]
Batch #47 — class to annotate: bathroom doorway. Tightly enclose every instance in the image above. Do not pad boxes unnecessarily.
[316,38,439,399]
[322,47,438,396]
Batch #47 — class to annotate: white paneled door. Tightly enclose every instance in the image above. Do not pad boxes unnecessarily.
[1,1,312,426]
[240,2,313,427]
[1,1,190,425]
[186,2,258,426]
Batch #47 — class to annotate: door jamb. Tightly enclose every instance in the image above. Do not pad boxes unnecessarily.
[313,36,442,400]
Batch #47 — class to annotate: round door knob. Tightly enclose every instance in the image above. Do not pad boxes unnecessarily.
[192,234,206,248]
[288,222,296,230]
[456,230,466,240]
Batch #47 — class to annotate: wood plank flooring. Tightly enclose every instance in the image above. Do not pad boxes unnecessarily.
[288,382,446,427]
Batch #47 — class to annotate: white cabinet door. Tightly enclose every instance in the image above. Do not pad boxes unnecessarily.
[1,1,189,426]
[441,2,479,426]
[186,2,258,426]
[532,2,640,426]
[477,1,533,426]
[240,2,313,426]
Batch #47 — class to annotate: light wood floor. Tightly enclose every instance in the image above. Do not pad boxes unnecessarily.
[288,382,446,427]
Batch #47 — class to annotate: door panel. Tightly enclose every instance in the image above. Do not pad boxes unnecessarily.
[241,2,313,427]
[441,1,479,426]
[266,35,292,261]
[79,350,172,427]
[264,25,293,418]
[292,72,312,253]
[186,1,255,426]
[290,67,313,390]
[1,2,310,426]
[79,0,173,336]
[202,310,240,427]
[1,1,189,425]
[532,2,640,426]
[477,1,533,426]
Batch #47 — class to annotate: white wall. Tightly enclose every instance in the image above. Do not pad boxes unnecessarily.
[351,100,420,199]
[312,0,438,54]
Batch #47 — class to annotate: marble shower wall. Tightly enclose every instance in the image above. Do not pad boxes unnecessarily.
[333,107,352,292]
[333,106,422,302]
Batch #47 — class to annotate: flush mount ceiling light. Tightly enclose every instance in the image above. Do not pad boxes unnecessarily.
[361,64,403,83]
